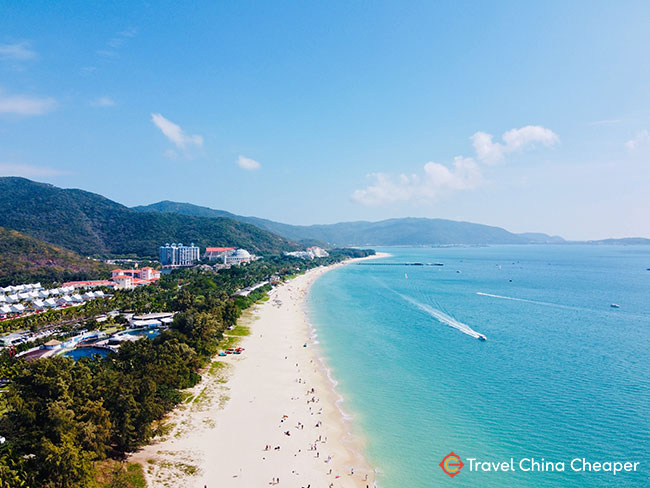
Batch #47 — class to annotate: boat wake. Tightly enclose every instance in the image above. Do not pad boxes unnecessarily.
[395,291,485,340]
[476,291,581,311]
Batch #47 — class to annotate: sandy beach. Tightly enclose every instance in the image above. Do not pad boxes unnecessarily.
[133,253,389,488]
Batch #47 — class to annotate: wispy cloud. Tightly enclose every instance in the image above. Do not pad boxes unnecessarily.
[471,125,559,164]
[0,41,37,61]
[351,157,483,206]
[80,66,97,77]
[0,90,56,115]
[97,28,137,58]
[625,130,649,151]
[352,124,559,206]
[0,162,66,178]
[151,113,203,152]
[83,28,136,75]
[90,96,116,107]
[237,155,261,171]
[589,119,622,126]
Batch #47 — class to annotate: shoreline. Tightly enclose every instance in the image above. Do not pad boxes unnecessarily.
[132,252,389,487]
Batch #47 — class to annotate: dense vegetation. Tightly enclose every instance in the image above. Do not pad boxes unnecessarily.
[135,200,566,246]
[0,178,298,257]
[0,250,374,487]
[0,227,111,287]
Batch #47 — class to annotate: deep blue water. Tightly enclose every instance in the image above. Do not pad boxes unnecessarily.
[63,347,110,360]
[308,245,650,487]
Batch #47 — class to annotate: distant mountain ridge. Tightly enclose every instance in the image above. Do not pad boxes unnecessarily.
[134,201,567,246]
[0,178,298,257]
[581,237,650,245]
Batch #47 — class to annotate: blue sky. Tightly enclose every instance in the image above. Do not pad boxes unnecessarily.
[1,1,649,239]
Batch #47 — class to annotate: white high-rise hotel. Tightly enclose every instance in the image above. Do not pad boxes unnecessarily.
[159,243,200,267]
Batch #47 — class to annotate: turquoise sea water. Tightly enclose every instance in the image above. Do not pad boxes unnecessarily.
[308,246,650,487]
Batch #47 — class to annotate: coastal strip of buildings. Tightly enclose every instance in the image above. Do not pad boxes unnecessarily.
[1,243,331,322]
[159,243,255,268]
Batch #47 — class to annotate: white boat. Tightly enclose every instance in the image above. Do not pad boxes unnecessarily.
[610,304,620,309]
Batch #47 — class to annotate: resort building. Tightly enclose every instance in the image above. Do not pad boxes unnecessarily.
[138,266,157,280]
[129,312,174,328]
[63,269,160,290]
[159,243,200,267]
[308,246,329,257]
[0,305,12,318]
[204,247,236,261]
[110,267,161,282]
[1,283,41,294]
[284,246,330,260]
[224,249,253,265]
[112,275,134,290]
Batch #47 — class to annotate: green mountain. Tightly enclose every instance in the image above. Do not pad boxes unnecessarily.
[134,201,565,246]
[0,178,297,257]
[0,227,111,287]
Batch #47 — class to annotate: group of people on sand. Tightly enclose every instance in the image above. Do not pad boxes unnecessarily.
[262,340,380,487]
[254,282,376,488]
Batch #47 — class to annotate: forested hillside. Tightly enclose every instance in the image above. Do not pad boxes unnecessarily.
[0,178,298,257]
[0,227,110,286]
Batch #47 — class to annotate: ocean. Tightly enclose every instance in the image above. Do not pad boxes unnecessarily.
[308,245,650,487]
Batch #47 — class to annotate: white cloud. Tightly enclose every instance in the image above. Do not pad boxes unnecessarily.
[237,155,261,171]
[351,156,483,206]
[351,123,559,207]
[90,96,115,107]
[0,91,56,115]
[625,130,649,151]
[471,125,559,164]
[0,163,66,177]
[0,42,37,61]
[151,113,203,149]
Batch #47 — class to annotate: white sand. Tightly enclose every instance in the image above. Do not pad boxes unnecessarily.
[133,253,389,488]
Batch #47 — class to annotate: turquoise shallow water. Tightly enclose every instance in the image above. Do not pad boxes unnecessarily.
[308,246,650,487]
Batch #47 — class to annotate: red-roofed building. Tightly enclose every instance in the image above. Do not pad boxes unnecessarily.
[112,267,161,282]
[205,247,236,261]
[112,275,133,290]
[62,280,114,288]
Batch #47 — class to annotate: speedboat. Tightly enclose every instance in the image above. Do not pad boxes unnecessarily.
[477,334,487,341]
[610,304,620,309]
